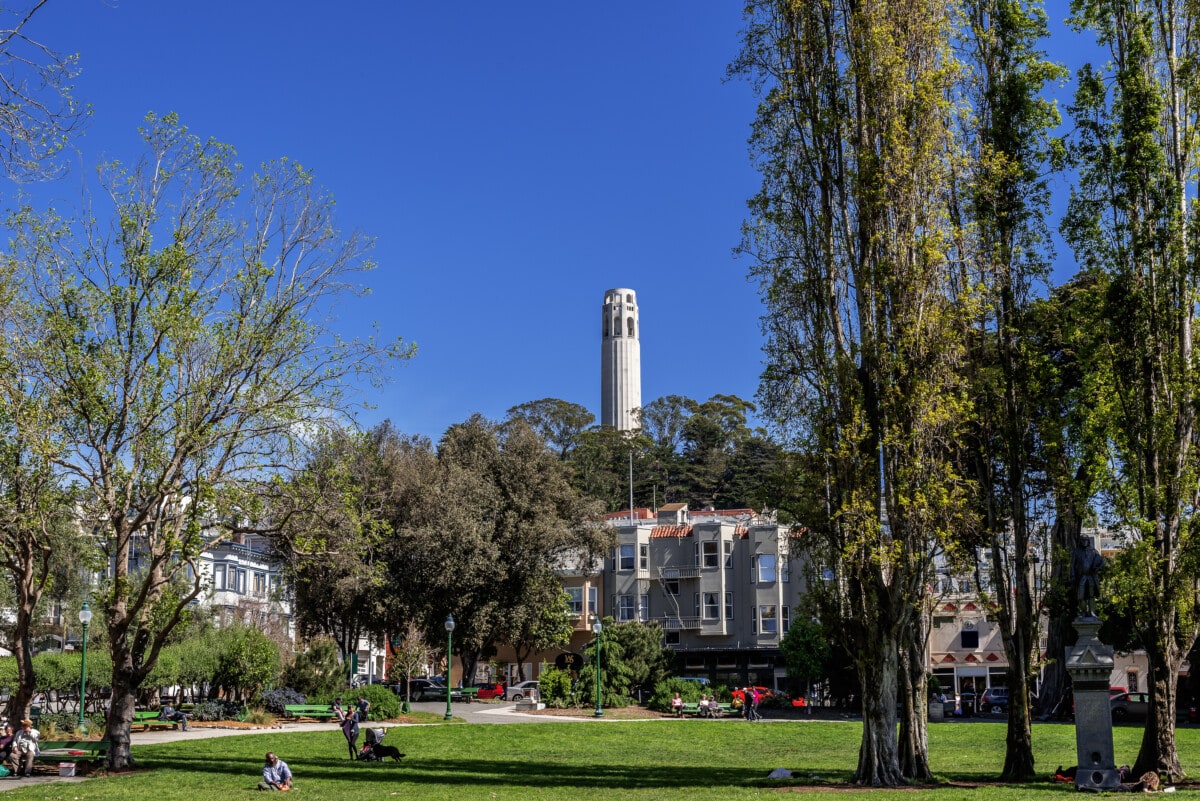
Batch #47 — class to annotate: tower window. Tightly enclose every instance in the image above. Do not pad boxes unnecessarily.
[613,316,621,336]
[626,293,633,303]
[603,315,609,337]
[627,317,635,337]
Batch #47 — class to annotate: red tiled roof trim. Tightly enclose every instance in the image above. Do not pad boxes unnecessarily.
[651,525,692,538]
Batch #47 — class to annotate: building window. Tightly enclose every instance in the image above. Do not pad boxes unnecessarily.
[760,605,778,635]
[567,587,584,615]
[269,575,281,595]
[782,606,791,634]
[665,580,679,596]
[751,605,758,634]
[1128,671,1139,692]
[703,592,719,620]
[639,594,650,622]
[958,578,973,593]
[627,317,635,337]
[693,593,701,618]
[702,541,719,568]
[617,595,636,621]
[213,564,227,590]
[725,592,734,620]
[961,629,979,649]
[781,559,790,583]
[639,544,648,570]
[588,586,597,616]
[253,572,266,595]
[724,540,734,569]
[665,631,680,645]
[235,569,247,594]
[756,554,777,582]
[619,544,635,571]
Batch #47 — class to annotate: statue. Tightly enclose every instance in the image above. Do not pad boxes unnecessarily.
[1070,535,1105,618]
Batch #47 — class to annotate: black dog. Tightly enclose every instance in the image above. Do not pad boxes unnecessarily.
[371,744,405,762]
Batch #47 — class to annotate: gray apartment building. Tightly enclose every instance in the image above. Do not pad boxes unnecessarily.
[603,503,806,692]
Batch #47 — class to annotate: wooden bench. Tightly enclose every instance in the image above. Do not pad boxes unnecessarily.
[283,704,338,720]
[132,710,179,731]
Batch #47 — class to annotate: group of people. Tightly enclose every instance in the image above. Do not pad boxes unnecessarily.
[0,718,41,777]
[739,687,762,721]
[333,696,372,760]
[665,691,731,719]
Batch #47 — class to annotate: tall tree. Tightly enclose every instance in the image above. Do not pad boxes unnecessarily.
[954,0,1065,780]
[506,398,595,458]
[1061,0,1200,779]
[5,113,408,768]
[733,0,971,785]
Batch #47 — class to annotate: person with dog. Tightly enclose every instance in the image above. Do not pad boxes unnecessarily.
[258,752,293,791]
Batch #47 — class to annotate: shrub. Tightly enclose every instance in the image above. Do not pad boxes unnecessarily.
[242,707,275,725]
[282,638,345,698]
[356,683,399,721]
[190,699,243,721]
[537,666,574,708]
[259,687,306,714]
[648,678,704,714]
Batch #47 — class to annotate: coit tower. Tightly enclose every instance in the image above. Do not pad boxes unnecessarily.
[601,288,642,431]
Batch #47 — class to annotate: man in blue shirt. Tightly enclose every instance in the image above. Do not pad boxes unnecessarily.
[258,752,293,791]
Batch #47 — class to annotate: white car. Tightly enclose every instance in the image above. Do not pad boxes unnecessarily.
[506,681,539,702]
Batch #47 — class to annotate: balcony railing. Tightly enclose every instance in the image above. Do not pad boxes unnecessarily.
[655,615,702,631]
[658,565,701,580]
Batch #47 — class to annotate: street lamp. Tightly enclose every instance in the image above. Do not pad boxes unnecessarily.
[591,618,603,718]
[78,603,93,734]
[444,614,455,721]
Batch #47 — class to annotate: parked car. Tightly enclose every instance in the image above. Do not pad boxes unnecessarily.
[506,680,539,701]
[1111,691,1150,722]
[731,686,774,703]
[474,682,506,700]
[981,686,1008,714]
[677,677,710,686]
[1109,686,1128,697]
[407,679,449,701]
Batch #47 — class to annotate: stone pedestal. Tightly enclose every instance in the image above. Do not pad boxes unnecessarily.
[1065,617,1121,791]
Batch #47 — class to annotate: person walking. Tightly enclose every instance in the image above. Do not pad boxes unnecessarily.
[750,687,762,721]
[340,711,360,760]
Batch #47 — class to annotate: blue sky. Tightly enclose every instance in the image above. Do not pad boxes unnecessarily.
[23,2,1102,442]
[26,1,765,440]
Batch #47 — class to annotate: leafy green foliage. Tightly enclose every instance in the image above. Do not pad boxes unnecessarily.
[212,624,281,702]
[648,677,705,713]
[535,665,575,708]
[281,638,346,698]
[779,617,830,686]
[356,683,400,721]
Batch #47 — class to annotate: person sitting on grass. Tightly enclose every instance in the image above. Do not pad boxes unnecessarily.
[258,752,293,791]
[159,703,189,731]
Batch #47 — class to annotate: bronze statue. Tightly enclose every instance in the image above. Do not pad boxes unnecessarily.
[1070,535,1105,618]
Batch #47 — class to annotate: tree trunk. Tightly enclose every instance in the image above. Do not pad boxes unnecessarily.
[1038,511,1080,719]
[854,631,904,786]
[1135,646,1183,779]
[1001,667,1036,780]
[898,619,930,781]
[6,595,37,723]
[104,668,139,770]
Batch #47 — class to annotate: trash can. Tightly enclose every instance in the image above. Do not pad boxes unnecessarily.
[960,692,975,717]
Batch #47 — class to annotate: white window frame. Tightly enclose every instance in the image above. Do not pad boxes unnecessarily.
[566,587,584,615]
[724,540,734,569]
[725,592,734,620]
[702,592,719,620]
[213,564,227,590]
[759,604,778,635]
[639,544,649,570]
[617,594,636,621]
[587,586,598,616]
[619,544,635,571]
[639,594,650,622]
[757,554,777,583]
[702,541,719,568]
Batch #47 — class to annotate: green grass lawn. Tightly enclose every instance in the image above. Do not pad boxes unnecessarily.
[7,719,1195,800]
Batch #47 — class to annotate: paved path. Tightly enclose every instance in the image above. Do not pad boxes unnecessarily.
[0,702,586,792]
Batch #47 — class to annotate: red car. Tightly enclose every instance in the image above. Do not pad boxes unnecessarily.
[731,686,773,703]
[474,682,506,700]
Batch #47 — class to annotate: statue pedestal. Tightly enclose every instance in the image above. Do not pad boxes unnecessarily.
[1065,617,1121,791]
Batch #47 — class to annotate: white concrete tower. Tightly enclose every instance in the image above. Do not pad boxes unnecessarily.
[601,288,642,431]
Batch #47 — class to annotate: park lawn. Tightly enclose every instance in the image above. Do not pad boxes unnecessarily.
[4,719,1196,801]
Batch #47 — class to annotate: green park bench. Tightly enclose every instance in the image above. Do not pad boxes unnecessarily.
[283,704,338,720]
[131,710,179,731]
[452,687,481,703]
[35,738,110,772]
[681,702,731,717]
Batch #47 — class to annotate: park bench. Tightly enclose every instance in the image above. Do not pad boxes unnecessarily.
[132,710,179,731]
[35,739,110,774]
[283,704,338,720]
[452,687,481,703]
[681,702,731,718]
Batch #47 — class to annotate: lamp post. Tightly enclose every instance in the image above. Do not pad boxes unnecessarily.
[444,615,455,721]
[591,618,603,718]
[78,603,93,733]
